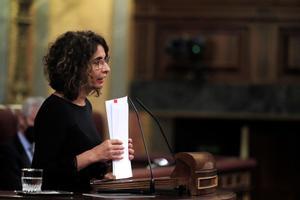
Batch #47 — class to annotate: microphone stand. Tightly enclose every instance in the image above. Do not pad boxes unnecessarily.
[128,97,155,194]
[134,97,175,160]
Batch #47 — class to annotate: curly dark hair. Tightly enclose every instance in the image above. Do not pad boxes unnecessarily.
[43,30,109,101]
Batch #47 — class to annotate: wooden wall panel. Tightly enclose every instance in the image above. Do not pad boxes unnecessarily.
[278,27,300,83]
[287,36,300,70]
[154,24,250,82]
[133,0,300,83]
[132,2,300,200]
[133,21,151,79]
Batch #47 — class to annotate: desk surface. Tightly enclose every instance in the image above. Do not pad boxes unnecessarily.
[0,190,235,200]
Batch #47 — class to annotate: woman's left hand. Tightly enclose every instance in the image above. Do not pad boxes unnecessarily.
[103,172,116,180]
[128,138,135,160]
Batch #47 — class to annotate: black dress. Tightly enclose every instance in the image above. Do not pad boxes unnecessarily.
[32,94,107,192]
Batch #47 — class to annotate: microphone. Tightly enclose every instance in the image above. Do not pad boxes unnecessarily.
[134,97,175,160]
[128,97,155,194]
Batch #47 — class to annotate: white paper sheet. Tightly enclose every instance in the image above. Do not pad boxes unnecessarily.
[105,96,132,179]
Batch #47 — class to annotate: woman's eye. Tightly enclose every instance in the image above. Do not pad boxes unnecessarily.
[93,61,100,65]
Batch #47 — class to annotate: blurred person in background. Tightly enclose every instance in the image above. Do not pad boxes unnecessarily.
[0,97,45,190]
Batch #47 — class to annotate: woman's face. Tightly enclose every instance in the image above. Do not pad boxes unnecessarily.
[88,45,110,91]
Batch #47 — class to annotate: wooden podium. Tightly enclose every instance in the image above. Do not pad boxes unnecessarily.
[91,152,235,199]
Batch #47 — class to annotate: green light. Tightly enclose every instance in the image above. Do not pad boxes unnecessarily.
[192,45,201,54]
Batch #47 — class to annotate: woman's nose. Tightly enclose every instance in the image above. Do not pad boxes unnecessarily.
[102,63,110,73]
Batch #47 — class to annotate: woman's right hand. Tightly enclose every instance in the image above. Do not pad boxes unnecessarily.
[91,139,124,162]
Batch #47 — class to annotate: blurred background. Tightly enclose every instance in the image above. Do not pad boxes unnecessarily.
[1,0,300,200]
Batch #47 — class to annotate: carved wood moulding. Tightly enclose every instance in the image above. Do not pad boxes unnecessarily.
[133,0,300,83]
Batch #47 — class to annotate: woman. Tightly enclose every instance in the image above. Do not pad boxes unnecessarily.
[32,30,134,192]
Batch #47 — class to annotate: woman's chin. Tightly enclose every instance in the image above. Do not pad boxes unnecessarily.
[93,84,103,90]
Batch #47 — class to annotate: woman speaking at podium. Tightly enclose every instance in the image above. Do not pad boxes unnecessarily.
[32,30,134,192]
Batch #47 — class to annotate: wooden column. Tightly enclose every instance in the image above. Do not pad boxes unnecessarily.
[8,0,33,104]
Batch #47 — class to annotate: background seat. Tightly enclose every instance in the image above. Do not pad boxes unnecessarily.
[0,108,18,143]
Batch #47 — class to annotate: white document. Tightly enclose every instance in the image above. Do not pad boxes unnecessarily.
[105,96,132,179]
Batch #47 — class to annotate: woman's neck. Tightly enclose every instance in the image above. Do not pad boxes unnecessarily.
[54,91,87,106]
[73,94,86,106]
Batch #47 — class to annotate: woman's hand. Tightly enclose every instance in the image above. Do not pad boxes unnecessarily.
[103,172,116,180]
[92,139,124,162]
[77,138,134,171]
[128,138,135,160]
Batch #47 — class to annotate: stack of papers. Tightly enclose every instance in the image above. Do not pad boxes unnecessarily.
[105,96,132,179]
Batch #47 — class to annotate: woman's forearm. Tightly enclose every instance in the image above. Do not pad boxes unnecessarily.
[76,149,96,171]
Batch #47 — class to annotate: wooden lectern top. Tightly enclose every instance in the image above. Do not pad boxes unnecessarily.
[90,152,232,199]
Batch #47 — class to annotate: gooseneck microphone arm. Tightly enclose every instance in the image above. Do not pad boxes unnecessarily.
[134,97,175,159]
[128,97,155,194]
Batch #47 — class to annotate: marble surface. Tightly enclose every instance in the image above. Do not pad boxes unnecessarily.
[130,81,300,115]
